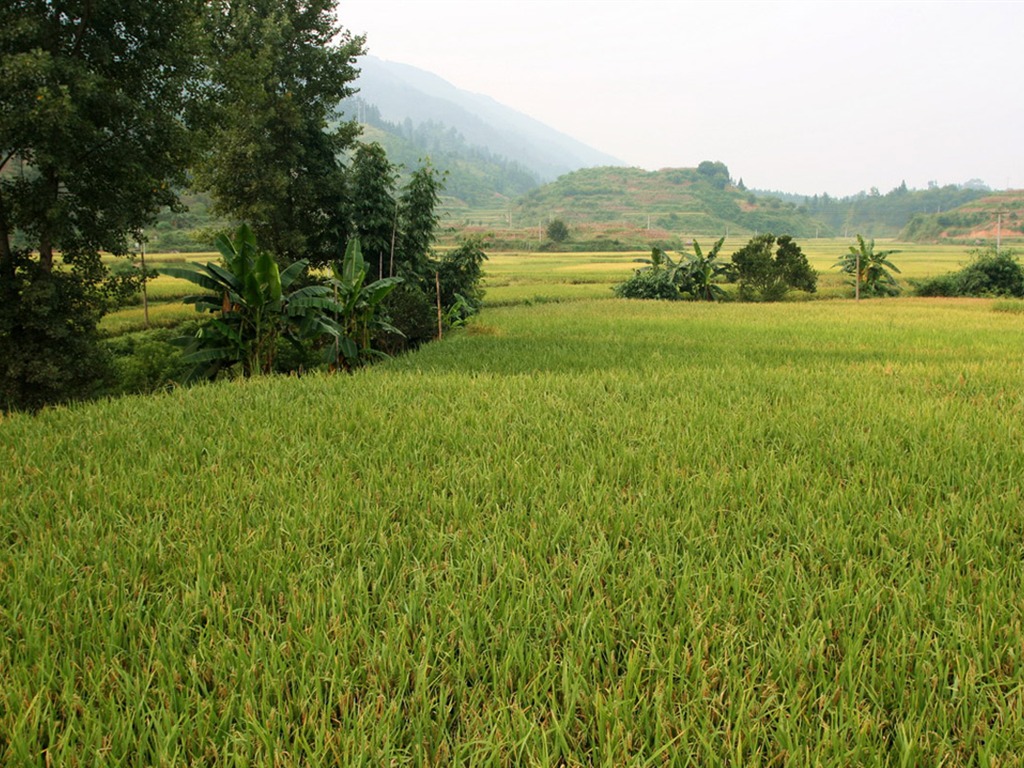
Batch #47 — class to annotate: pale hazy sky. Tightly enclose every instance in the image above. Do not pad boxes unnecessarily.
[339,0,1024,197]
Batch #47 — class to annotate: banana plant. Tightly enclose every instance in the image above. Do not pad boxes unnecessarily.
[835,235,901,299]
[161,224,340,378]
[325,238,403,370]
[685,236,731,301]
[632,246,694,295]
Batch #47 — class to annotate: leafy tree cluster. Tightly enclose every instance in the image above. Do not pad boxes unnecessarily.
[1,1,480,409]
[914,247,1024,298]
[615,234,817,303]
[731,234,816,301]
[1,0,204,409]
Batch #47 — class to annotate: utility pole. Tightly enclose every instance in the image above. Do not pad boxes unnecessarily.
[995,210,1008,255]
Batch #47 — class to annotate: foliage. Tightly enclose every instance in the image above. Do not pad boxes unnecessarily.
[546,219,570,243]
[434,238,489,320]
[192,0,364,265]
[615,238,730,301]
[731,234,817,301]
[696,160,731,189]
[376,283,438,354]
[326,238,403,370]
[835,235,901,298]
[346,142,399,277]
[913,247,1024,298]
[613,267,681,300]
[0,0,203,408]
[686,237,731,301]
[103,325,197,396]
[0,251,112,410]
[161,224,340,379]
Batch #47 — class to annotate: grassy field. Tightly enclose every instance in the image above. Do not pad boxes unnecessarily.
[4,293,1024,765]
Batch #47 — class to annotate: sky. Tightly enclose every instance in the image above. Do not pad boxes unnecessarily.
[338,0,1024,197]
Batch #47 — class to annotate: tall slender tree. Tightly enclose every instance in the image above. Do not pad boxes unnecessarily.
[193,0,365,266]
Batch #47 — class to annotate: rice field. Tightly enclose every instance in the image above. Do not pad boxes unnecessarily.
[480,239,980,306]
[3,292,1024,765]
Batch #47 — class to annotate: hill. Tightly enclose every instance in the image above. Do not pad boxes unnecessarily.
[900,190,1024,242]
[510,164,823,243]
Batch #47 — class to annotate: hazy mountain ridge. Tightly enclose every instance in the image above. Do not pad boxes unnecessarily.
[344,56,624,183]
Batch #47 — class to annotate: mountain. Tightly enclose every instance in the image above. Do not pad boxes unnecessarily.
[344,56,623,184]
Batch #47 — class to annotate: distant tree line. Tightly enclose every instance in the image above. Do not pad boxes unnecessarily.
[750,182,990,238]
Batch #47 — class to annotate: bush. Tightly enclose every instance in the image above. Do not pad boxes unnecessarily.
[613,269,681,300]
[103,326,193,396]
[377,284,437,354]
[958,250,1024,297]
[1,254,112,411]
[731,234,816,302]
[914,248,1024,298]
[434,238,488,316]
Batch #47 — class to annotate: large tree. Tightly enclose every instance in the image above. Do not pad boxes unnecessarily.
[194,0,365,266]
[0,0,203,408]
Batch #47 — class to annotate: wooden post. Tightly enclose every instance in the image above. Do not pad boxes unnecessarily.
[140,240,150,328]
[435,271,443,340]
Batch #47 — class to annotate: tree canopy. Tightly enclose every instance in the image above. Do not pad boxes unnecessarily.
[192,0,365,265]
[1,0,204,408]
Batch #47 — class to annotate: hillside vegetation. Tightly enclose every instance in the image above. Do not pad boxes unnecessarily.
[513,165,823,241]
[901,190,1024,242]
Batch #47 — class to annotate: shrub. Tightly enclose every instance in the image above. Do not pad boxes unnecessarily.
[377,284,437,353]
[613,269,681,300]
[434,238,488,317]
[103,326,194,395]
[731,234,816,302]
[914,248,1024,298]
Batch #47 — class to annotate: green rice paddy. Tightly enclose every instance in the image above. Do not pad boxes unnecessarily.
[4,244,1024,765]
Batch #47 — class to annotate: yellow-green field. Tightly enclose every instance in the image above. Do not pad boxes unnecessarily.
[480,239,978,307]
[100,239,984,335]
[4,296,1024,765]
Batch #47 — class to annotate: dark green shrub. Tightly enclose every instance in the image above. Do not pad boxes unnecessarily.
[377,284,437,353]
[104,326,193,395]
[1,253,112,411]
[613,269,681,300]
[731,234,816,301]
[914,248,1024,298]
[957,250,1024,297]
[434,238,488,316]
[913,273,960,297]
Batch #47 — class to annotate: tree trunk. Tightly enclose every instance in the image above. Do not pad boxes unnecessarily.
[38,168,60,273]
[0,196,14,283]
